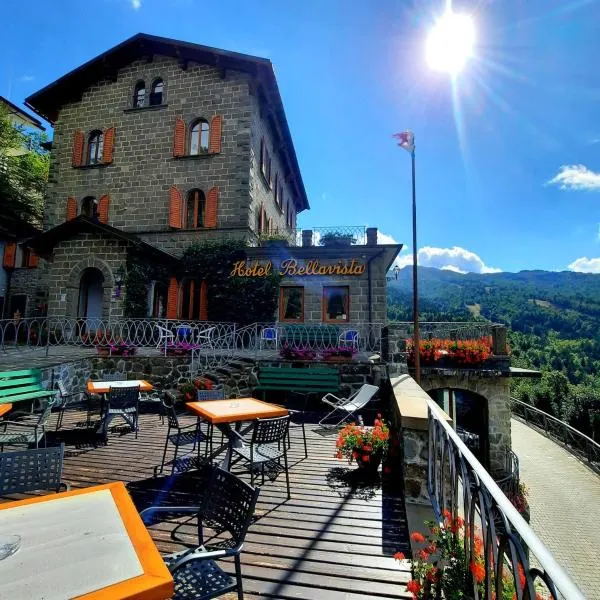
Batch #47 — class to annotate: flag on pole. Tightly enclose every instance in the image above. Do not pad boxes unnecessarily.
[393,131,415,153]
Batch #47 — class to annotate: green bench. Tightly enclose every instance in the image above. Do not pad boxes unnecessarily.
[253,365,340,398]
[280,325,341,347]
[0,369,57,406]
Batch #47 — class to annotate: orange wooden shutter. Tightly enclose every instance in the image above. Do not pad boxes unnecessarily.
[199,280,208,321]
[169,185,183,228]
[66,197,77,221]
[98,195,110,223]
[209,115,222,154]
[205,186,218,228]
[166,277,179,319]
[2,243,16,268]
[173,117,186,157]
[72,130,84,167]
[27,251,39,268]
[102,127,115,163]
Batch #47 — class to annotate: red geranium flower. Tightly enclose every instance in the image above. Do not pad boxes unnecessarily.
[410,532,426,543]
[406,580,421,594]
[470,560,485,583]
[362,454,370,462]
[393,552,405,561]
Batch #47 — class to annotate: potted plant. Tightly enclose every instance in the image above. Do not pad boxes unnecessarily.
[178,381,197,403]
[165,341,197,356]
[261,233,289,248]
[279,344,317,362]
[335,416,389,474]
[394,510,538,599]
[319,231,356,247]
[321,346,356,363]
[96,339,136,357]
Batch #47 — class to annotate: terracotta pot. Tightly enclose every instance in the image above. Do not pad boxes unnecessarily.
[355,451,382,474]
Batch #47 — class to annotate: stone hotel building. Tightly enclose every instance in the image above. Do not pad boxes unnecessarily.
[3,34,400,325]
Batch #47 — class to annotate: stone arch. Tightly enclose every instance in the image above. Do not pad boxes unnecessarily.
[66,257,115,320]
[419,372,511,474]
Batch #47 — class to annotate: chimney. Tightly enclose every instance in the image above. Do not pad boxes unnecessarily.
[366,227,378,246]
[302,230,313,247]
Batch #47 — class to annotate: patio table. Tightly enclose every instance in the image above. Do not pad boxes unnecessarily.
[0,481,173,600]
[86,379,154,394]
[0,404,12,418]
[186,397,288,469]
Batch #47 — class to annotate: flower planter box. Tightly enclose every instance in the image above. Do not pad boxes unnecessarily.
[323,355,353,363]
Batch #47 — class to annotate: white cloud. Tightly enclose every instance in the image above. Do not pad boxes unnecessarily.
[547,165,600,191]
[393,246,501,274]
[377,231,399,245]
[567,257,600,273]
[131,0,141,8]
[19,75,34,82]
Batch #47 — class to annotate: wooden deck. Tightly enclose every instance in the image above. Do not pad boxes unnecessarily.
[2,409,412,599]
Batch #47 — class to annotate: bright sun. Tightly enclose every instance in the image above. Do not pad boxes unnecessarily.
[426,11,475,74]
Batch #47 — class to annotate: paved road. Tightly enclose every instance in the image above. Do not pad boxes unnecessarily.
[511,418,600,599]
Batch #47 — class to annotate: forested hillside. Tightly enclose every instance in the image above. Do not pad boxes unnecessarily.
[388,267,600,439]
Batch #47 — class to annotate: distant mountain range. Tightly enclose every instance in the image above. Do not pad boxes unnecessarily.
[387,266,600,340]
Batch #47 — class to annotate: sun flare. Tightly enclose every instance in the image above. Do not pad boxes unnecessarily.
[426,11,475,74]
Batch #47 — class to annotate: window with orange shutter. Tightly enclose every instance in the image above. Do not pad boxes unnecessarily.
[98,195,110,223]
[169,186,183,228]
[166,277,179,319]
[209,115,222,154]
[72,130,84,167]
[2,243,17,268]
[66,197,78,221]
[205,187,218,228]
[102,127,115,163]
[173,117,186,157]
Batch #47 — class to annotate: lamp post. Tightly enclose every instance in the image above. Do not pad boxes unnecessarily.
[393,131,421,384]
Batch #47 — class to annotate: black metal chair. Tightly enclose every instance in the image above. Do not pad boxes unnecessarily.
[0,399,55,450]
[0,444,69,494]
[55,380,86,431]
[140,467,260,600]
[195,389,225,454]
[101,385,140,440]
[159,397,208,474]
[230,415,291,499]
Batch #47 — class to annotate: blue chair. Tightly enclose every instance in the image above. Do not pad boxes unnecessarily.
[259,326,278,350]
[339,329,360,352]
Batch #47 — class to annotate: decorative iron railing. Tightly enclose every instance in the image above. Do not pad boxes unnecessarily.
[511,397,600,472]
[428,399,584,600]
[297,226,368,246]
[389,320,500,341]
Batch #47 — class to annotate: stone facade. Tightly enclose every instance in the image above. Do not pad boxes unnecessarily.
[420,372,512,473]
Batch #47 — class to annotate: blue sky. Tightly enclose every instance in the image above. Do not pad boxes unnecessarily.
[2,0,600,274]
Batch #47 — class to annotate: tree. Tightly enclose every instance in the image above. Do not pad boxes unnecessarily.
[0,104,49,226]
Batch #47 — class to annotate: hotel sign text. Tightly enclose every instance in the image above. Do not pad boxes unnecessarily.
[230,258,366,278]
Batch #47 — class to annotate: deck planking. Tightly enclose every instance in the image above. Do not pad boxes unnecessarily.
[1,408,411,599]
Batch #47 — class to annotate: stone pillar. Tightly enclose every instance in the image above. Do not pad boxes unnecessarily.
[366,227,378,246]
[302,230,313,247]
[492,325,508,355]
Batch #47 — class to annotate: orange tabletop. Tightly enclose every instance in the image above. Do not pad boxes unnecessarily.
[0,403,12,418]
[0,482,173,600]
[87,379,154,394]
[186,397,288,424]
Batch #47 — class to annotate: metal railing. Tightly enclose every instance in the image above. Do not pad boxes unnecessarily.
[511,397,600,472]
[388,320,500,341]
[428,399,584,599]
[298,226,368,246]
[493,447,520,500]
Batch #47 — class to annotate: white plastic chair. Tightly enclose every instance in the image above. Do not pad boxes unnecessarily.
[259,326,278,350]
[319,384,379,428]
[339,329,360,352]
[155,324,174,348]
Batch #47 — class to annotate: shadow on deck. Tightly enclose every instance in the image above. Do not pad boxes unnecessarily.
[4,409,412,599]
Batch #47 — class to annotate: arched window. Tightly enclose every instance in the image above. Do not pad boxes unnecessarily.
[81,197,98,219]
[87,131,104,165]
[149,281,166,317]
[189,119,210,155]
[150,79,163,106]
[133,81,146,108]
[185,189,205,229]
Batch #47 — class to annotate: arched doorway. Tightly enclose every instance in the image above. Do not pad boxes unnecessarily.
[428,388,489,468]
[78,268,104,328]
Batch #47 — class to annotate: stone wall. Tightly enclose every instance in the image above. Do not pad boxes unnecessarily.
[45,56,255,236]
[420,372,511,473]
[45,233,127,318]
[248,93,297,235]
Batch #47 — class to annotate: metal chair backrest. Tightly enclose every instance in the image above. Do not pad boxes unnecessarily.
[57,380,68,398]
[341,329,359,343]
[200,467,260,547]
[108,385,139,411]
[349,384,379,409]
[161,397,180,430]
[0,444,65,495]
[103,373,125,382]
[252,415,290,445]
[196,389,225,401]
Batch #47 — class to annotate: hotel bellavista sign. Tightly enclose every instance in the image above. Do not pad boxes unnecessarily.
[230,258,366,277]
